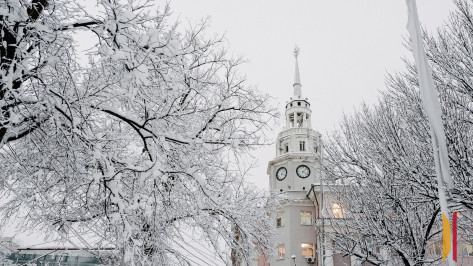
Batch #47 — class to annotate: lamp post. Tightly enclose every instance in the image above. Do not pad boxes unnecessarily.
[318,133,325,266]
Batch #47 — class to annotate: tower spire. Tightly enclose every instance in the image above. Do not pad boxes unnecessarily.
[293,46,302,98]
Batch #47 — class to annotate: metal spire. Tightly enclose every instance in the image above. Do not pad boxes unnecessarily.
[293,46,302,98]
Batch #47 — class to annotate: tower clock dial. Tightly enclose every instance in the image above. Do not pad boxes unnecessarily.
[276,167,287,181]
[296,165,310,178]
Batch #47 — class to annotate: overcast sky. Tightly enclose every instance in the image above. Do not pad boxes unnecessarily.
[170,0,457,188]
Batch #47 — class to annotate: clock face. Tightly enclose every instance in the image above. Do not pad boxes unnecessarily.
[296,165,310,178]
[276,167,287,181]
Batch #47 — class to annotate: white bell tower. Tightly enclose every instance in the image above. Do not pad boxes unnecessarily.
[266,47,324,266]
[269,47,321,193]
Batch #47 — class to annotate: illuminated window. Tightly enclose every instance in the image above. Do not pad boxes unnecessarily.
[277,212,285,227]
[463,243,473,257]
[277,244,285,260]
[301,211,312,225]
[301,243,314,258]
[332,203,344,218]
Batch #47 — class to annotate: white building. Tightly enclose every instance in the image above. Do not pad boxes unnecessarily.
[265,48,352,266]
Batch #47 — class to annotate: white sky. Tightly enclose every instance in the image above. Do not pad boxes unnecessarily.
[169,0,457,189]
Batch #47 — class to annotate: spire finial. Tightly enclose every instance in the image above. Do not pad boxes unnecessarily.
[293,45,301,98]
[294,45,300,58]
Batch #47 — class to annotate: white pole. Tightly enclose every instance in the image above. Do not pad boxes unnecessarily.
[319,133,325,266]
[405,1,455,264]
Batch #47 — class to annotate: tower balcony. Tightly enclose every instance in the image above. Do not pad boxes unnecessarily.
[278,127,319,139]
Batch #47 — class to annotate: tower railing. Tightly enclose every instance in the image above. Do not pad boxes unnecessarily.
[278,127,319,138]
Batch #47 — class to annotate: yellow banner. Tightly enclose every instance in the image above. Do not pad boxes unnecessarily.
[442,213,451,261]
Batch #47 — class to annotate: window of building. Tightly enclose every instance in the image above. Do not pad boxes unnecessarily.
[331,238,343,253]
[332,203,344,218]
[375,246,381,254]
[364,238,373,255]
[463,243,473,257]
[301,243,314,258]
[359,238,380,256]
[277,244,285,260]
[281,142,289,154]
[331,239,337,252]
[430,241,441,256]
[298,102,301,106]
[301,211,312,225]
[277,212,285,227]
[300,141,305,151]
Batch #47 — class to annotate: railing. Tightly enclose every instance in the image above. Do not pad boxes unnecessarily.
[278,127,319,139]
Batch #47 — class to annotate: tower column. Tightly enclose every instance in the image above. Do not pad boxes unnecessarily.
[286,114,290,128]
[303,113,306,127]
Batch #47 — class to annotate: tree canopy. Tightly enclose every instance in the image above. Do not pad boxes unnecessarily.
[0,0,278,264]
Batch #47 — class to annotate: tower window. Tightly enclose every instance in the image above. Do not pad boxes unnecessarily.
[285,145,289,153]
[277,212,285,227]
[300,141,306,151]
[298,102,301,106]
[277,244,286,260]
[301,243,314,258]
[300,211,312,225]
[290,103,293,107]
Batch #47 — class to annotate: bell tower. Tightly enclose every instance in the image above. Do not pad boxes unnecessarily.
[269,47,321,193]
[266,47,323,266]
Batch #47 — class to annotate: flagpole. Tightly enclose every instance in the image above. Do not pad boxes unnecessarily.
[319,134,325,266]
[405,1,455,265]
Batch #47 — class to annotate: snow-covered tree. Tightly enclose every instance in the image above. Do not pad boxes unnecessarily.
[0,0,278,264]
[323,95,473,262]
[324,99,442,266]
[323,0,473,264]
[422,0,473,211]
